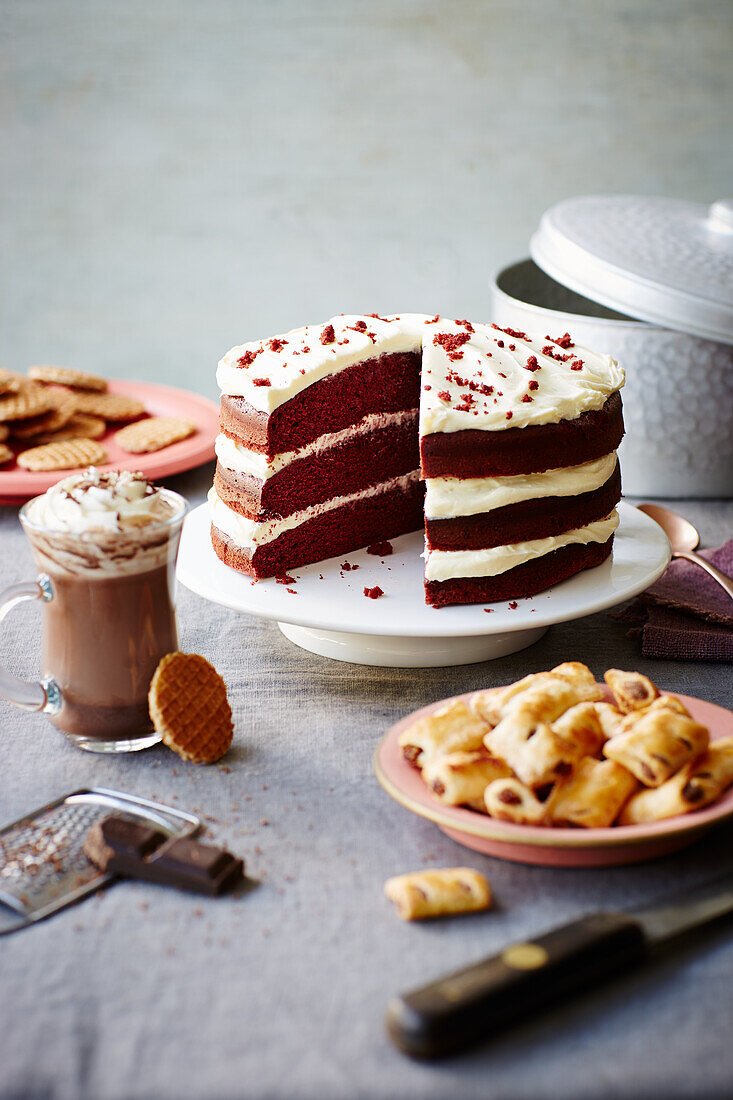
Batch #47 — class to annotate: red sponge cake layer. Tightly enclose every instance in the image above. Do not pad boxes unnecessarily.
[211,475,424,578]
[424,537,614,608]
[221,350,421,455]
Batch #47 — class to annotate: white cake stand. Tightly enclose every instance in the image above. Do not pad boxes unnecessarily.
[177,501,670,667]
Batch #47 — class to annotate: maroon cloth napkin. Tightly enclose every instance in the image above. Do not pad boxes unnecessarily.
[614,540,733,662]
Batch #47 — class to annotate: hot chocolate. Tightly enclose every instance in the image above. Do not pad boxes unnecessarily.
[17,469,187,751]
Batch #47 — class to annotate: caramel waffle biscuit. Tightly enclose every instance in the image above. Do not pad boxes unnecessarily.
[28,412,107,446]
[74,392,145,420]
[149,652,233,764]
[115,416,196,453]
[28,365,108,392]
[11,388,78,439]
[0,387,52,422]
[0,369,22,395]
[16,438,107,471]
[0,443,13,465]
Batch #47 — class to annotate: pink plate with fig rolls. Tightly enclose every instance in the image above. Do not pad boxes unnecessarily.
[374,688,733,867]
[0,379,219,505]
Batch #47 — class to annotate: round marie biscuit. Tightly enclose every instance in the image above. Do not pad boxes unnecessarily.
[149,652,233,764]
[0,387,53,422]
[115,416,196,453]
[16,438,107,472]
[0,443,13,465]
[28,365,108,392]
[74,392,145,421]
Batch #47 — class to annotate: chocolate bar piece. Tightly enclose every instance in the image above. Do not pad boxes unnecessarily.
[84,815,244,896]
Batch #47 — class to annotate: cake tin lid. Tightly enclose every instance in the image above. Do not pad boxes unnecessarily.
[530,195,733,345]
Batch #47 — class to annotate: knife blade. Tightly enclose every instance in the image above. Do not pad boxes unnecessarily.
[386,874,733,1059]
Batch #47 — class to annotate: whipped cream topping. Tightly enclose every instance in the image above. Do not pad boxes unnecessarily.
[216,313,430,412]
[423,511,619,582]
[25,469,177,534]
[215,409,419,481]
[424,454,618,520]
[209,471,420,550]
[420,322,624,435]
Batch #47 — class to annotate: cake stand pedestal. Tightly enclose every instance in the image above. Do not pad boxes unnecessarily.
[177,501,670,669]
[278,622,548,667]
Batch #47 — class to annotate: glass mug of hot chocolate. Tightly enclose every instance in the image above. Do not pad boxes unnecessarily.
[0,469,187,752]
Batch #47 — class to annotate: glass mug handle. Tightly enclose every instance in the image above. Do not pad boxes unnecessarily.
[0,573,62,714]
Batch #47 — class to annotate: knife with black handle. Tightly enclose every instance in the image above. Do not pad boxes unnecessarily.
[386,876,733,1058]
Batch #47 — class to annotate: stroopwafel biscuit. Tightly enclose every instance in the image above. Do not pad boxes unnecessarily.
[29,412,107,446]
[28,365,108,392]
[11,388,78,439]
[0,443,13,465]
[16,438,107,472]
[74,392,145,420]
[149,652,234,764]
[115,416,196,453]
[0,387,52,422]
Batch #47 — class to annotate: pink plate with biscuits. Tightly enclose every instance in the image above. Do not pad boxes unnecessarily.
[375,688,733,867]
[0,379,219,505]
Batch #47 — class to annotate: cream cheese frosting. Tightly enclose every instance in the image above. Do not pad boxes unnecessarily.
[216,315,623,432]
[215,409,418,481]
[423,511,619,582]
[216,313,430,412]
[209,470,421,550]
[424,454,618,520]
[419,321,624,436]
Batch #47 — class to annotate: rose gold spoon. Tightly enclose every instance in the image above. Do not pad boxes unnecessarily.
[638,503,733,600]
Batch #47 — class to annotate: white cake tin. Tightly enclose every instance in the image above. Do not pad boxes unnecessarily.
[491,196,733,498]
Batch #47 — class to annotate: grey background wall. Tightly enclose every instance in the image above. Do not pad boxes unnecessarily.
[2,0,732,400]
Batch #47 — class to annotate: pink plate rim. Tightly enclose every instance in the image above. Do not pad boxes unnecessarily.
[374,687,733,850]
[0,379,218,502]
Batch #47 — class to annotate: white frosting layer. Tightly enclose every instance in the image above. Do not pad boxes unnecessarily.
[215,409,418,481]
[424,511,619,582]
[209,470,420,550]
[420,321,624,435]
[25,468,176,533]
[217,313,429,412]
[424,454,618,520]
[218,316,623,432]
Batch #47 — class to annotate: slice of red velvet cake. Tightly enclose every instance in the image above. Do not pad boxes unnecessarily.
[420,321,625,607]
[209,314,431,578]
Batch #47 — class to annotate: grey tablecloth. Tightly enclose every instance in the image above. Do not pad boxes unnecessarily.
[1,466,732,1100]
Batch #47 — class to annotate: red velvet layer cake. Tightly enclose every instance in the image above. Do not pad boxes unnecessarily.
[209,314,625,604]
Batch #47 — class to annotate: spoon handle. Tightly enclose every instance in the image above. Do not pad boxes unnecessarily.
[673,550,733,601]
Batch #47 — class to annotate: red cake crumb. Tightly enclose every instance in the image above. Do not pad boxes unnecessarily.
[454,319,474,332]
[427,314,440,323]
[433,332,471,360]
[496,340,504,348]
[571,359,584,371]
[286,588,297,595]
[320,324,336,345]
[508,601,518,609]
[521,393,533,402]
[551,332,575,349]
[437,390,451,402]
[525,356,540,372]
[275,574,296,585]
[252,377,271,387]
[363,585,384,599]
[542,345,573,363]
[237,349,261,368]
[341,561,359,571]
[367,541,393,556]
[493,324,529,340]
[483,608,493,613]
[505,410,513,420]
[269,338,288,352]
[302,346,310,353]
[528,379,539,391]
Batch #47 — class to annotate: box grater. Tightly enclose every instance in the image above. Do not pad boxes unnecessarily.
[0,788,200,934]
